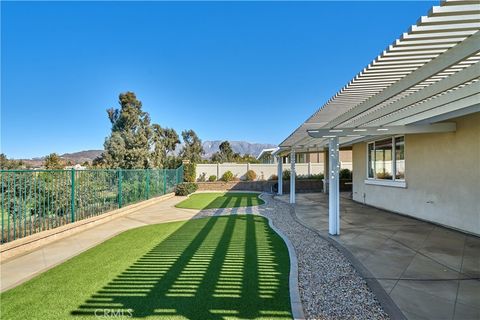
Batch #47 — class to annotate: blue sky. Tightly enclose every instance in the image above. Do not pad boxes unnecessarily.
[1,1,435,159]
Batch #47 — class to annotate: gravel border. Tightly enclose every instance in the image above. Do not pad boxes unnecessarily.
[194,193,390,319]
[259,194,389,320]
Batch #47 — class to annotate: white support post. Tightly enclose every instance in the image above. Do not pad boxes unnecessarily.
[323,148,329,194]
[277,156,283,195]
[308,161,312,176]
[290,150,296,204]
[329,137,340,235]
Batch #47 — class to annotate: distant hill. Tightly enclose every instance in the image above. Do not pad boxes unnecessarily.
[60,150,104,163]
[17,141,276,165]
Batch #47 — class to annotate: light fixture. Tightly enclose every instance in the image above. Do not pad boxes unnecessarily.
[329,129,343,133]
[353,129,367,132]
[377,128,389,131]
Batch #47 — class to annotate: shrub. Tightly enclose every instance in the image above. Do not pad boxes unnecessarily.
[183,163,196,182]
[269,174,278,181]
[245,170,257,181]
[221,171,234,182]
[339,168,352,179]
[208,175,217,182]
[310,173,325,180]
[282,169,296,180]
[197,172,206,182]
[175,182,198,196]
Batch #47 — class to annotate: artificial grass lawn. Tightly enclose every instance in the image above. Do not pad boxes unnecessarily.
[1,215,292,320]
[175,192,265,210]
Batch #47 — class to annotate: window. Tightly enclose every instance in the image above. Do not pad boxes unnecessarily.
[395,136,405,180]
[367,136,405,182]
[296,153,305,163]
[374,138,393,179]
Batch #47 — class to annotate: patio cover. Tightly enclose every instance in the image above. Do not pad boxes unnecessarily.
[277,0,480,155]
[275,0,480,235]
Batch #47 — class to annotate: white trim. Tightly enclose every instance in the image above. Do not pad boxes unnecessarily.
[364,179,407,188]
[366,135,406,183]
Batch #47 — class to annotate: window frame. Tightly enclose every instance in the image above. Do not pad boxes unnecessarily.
[365,135,406,188]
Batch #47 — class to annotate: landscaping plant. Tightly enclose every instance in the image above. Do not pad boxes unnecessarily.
[174,182,198,196]
[245,169,257,181]
[221,170,234,182]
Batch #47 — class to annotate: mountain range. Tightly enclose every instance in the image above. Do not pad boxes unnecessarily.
[21,141,276,164]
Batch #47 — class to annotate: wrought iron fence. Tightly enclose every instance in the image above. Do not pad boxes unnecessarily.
[0,166,183,244]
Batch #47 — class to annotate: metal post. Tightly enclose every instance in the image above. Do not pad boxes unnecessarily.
[277,156,283,195]
[323,147,329,194]
[163,169,167,194]
[70,168,75,223]
[118,169,123,208]
[329,137,340,235]
[289,150,296,204]
[146,169,150,200]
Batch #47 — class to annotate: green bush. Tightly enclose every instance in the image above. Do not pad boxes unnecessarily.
[221,171,234,182]
[175,182,198,196]
[310,173,324,180]
[197,172,206,182]
[339,168,352,179]
[245,170,257,181]
[183,163,196,182]
[282,169,296,180]
[297,173,324,180]
[208,175,217,182]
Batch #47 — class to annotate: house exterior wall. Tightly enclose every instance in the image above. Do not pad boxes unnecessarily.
[352,112,480,235]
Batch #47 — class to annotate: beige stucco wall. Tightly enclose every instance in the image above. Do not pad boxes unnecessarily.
[352,112,480,236]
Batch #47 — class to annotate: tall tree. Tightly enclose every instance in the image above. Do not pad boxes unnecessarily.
[151,125,180,168]
[211,141,235,163]
[44,153,64,169]
[180,129,204,163]
[103,92,152,169]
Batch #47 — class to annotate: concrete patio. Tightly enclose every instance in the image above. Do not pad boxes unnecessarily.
[277,193,479,320]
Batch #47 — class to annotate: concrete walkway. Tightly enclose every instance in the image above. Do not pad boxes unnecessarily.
[278,193,480,320]
[1,196,199,292]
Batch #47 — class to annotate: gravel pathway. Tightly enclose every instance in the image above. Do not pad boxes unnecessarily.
[194,193,389,320]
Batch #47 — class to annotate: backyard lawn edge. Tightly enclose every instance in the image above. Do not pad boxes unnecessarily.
[259,194,305,320]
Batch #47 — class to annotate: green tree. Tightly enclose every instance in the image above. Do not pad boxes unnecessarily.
[0,154,26,169]
[44,153,65,169]
[103,92,152,169]
[0,154,9,169]
[151,125,180,168]
[211,141,235,163]
[180,129,204,163]
[234,153,260,163]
